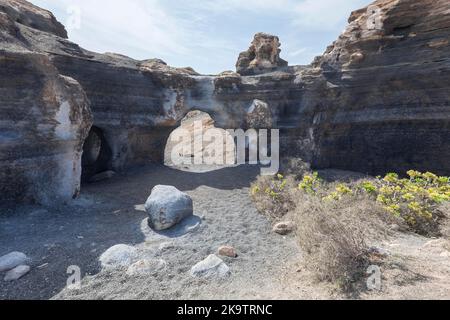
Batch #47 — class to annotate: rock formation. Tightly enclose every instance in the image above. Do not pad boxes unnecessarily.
[164,111,236,170]
[0,0,449,205]
[246,99,273,129]
[0,0,67,37]
[0,1,92,204]
[236,32,288,75]
[296,0,450,175]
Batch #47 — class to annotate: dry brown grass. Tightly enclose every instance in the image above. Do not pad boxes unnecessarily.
[294,192,395,291]
[250,165,402,291]
[251,175,297,219]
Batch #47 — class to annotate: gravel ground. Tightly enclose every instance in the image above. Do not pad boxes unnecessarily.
[1,164,449,300]
[0,165,301,300]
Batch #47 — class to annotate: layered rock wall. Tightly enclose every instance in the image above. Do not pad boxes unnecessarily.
[0,0,92,204]
[1,0,449,205]
[297,0,450,175]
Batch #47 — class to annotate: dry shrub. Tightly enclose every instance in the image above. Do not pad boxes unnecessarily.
[250,175,296,219]
[295,194,388,291]
[250,164,449,291]
[279,157,311,180]
[438,202,450,239]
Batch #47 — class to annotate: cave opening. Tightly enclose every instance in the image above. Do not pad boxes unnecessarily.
[81,126,113,183]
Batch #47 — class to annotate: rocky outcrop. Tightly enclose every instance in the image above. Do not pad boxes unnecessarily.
[296,0,450,175]
[0,52,92,204]
[1,0,449,205]
[0,0,67,37]
[0,2,92,205]
[236,33,288,76]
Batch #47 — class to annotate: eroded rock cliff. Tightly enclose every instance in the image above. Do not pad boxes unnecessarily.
[297,0,450,175]
[0,0,449,205]
[0,0,92,204]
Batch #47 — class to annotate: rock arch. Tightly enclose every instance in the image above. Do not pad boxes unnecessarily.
[164,111,236,172]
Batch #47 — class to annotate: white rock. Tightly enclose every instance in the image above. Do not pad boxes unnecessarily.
[145,185,193,231]
[4,265,30,281]
[190,254,231,279]
[0,252,29,272]
[126,259,167,276]
[99,244,137,270]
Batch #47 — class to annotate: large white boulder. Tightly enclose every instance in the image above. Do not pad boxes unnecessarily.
[145,185,193,231]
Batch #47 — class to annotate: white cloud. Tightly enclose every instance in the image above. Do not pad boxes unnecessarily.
[35,0,192,57]
[31,0,372,74]
[291,0,368,30]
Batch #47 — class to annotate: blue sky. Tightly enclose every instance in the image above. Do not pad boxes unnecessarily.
[33,0,372,74]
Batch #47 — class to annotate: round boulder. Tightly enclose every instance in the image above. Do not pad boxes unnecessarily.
[145,185,193,231]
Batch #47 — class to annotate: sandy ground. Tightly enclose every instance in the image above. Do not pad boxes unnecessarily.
[1,165,449,300]
[0,165,301,300]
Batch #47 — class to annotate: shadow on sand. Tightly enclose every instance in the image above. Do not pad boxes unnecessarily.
[0,164,260,299]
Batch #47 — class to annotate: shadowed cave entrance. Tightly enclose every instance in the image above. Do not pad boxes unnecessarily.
[81,126,113,183]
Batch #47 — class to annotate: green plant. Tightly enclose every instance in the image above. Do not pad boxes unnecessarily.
[250,174,295,219]
[372,171,449,234]
[298,172,322,194]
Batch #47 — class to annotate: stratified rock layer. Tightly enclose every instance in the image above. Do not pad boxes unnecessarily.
[298,0,450,175]
[0,0,92,204]
[1,0,449,205]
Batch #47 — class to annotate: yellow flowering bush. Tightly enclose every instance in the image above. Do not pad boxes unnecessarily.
[298,172,321,194]
[374,171,449,232]
[323,184,353,201]
[252,169,449,235]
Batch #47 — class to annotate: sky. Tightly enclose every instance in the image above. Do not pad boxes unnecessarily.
[32,0,372,75]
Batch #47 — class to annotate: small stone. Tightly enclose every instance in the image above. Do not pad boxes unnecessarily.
[218,246,238,258]
[4,265,30,281]
[126,259,167,276]
[273,221,295,235]
[0,252,29,272]
[190,255,231,279]
[99,244,137,270]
